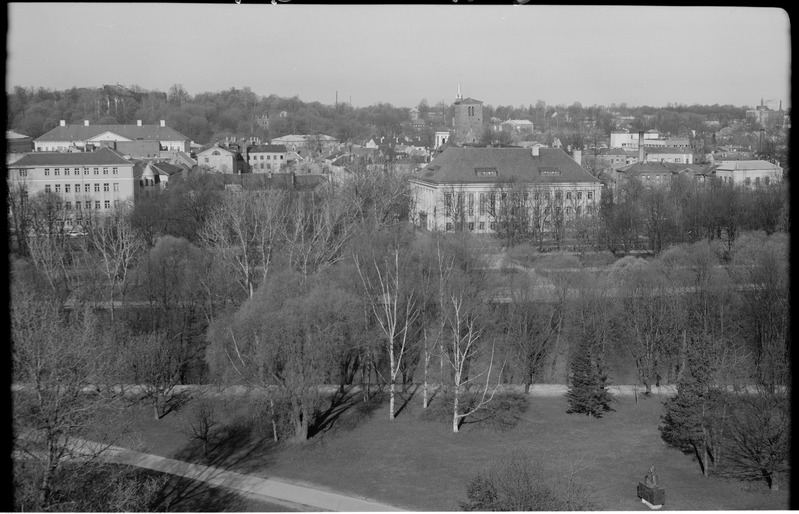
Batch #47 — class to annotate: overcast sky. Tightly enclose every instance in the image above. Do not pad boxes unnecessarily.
[6,3,791,110]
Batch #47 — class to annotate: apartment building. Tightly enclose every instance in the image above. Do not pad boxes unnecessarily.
[8,147,136,230]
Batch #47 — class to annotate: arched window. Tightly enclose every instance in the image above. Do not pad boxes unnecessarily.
[212,150,220,156]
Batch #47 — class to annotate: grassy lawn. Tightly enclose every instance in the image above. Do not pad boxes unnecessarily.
[110,390,788,511]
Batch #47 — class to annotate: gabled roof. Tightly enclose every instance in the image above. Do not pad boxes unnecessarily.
[197,145,236,157]
[35,124,190,142]
[413,147,600,185]
[11,147,133,167]
[150,161,184,176]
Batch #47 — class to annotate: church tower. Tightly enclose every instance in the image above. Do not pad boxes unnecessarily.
[452,84,483,145]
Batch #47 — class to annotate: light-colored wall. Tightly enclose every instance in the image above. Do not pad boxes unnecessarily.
[8,162,135,224]
[411,180,601,233]
[248,151,287,173]
[198,149,236,173]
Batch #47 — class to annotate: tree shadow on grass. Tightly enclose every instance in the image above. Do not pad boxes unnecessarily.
[148,470,282,512]
[420,391,529,432]
[308,386,386,438]
[172,414,279,475]
[393,383,420,418]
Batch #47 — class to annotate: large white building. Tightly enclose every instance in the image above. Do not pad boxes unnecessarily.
[34,120,191,153]
[8,147,136,230]
[410,146,602,233]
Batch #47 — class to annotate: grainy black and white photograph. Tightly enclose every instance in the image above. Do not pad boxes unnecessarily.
[7,2,791,511]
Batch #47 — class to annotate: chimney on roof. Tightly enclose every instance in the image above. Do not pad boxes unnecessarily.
[84,120,89,126]
[60,120,66,127]
[137,120,142,126]
[160,120,165,127]
[573,149,582,166]
[638,131,645,163]
[532,145,539,157]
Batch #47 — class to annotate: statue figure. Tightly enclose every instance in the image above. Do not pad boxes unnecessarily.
[645,466,659,488]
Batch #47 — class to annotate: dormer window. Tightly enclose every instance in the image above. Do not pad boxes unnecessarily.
[539,167,561,176]
[474,167,497,176]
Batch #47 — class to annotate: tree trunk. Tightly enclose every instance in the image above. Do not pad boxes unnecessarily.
[270,398,278,442]
[389,381,395,420]
[452,387,460,433]
[423,334,430,409]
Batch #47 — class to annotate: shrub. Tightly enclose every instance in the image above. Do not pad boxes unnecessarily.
[460,451,595,511]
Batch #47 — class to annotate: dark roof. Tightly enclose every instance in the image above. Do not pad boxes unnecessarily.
[644,146,693,154]
[151,161,184,176]
[414,147,600,185]
[599,148,627,156]
[11,147,133,167]
[249,144,287,153]
[35,124,190,142]
[617,161,710,175]
[455,97,483,105]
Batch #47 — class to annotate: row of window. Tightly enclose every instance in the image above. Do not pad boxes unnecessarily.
[444,190,595,217]
[44,183,121,193]
[41,167,120,176]
[249,154,285,161]
[444,212,593,233]
[60,200,119,210]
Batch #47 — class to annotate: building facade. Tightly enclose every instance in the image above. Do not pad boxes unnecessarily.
[714,160,783,187]
[8,147,136,231]
[410,146,602,234]
[196,144,239,173]
[247,144,288,173]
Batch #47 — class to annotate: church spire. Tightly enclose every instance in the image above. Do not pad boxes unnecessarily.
[456,82,463,101]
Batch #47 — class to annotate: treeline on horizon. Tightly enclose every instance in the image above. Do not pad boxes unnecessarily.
[7,84,755,147]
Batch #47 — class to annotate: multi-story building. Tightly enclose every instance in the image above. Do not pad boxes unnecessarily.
[8,147,136,230]
[610,129,689,150]
[410,146,602,233]
[34,120,191,153]
[247,144,288,173]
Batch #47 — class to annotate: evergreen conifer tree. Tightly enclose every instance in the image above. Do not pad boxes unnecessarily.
[659,336,724,476]
[566,338,614,417]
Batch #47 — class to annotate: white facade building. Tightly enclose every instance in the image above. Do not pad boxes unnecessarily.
[34,120,191,153]
[410,146,602,233]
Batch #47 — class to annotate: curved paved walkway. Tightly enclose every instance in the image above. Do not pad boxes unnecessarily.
[72,439,403,512]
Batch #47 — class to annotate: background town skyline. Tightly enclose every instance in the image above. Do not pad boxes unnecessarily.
[7,4,791,110]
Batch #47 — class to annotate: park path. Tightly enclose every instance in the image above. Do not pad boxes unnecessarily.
[69,438,404,512]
